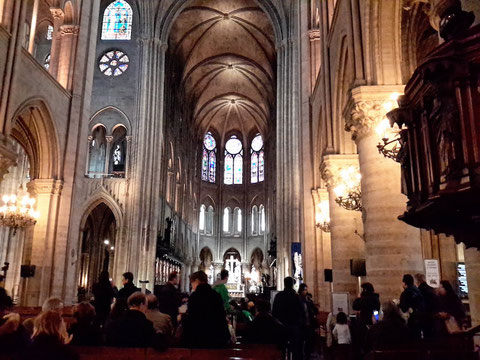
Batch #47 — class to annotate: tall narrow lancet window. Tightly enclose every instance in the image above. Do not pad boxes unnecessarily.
[201,132,216,183]
[207,206,214,235]
[259,205,265,234]
[88,126,107,177]
[234,208,242,234]
[101,0,133,40]
[251,134,264,183]
[224,136,243,185]
[110,126,127,177]
[251,205,258,235]
[199,205,206,232]
[223,207,231,233]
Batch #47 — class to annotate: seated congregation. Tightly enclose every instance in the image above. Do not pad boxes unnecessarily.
[0,270,477,360]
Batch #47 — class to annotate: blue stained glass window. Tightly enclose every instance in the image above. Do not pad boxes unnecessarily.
[202,132,216,183]
[101,0,133,40]
[251,134,264,183]
[209,151,216,182]
[225,136,243,185]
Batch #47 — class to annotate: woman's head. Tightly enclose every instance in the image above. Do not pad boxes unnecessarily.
[99,271,110,284]
[33,311,70,344]
[381,301,403,322]
[336,312,348,324]
[298,283,308,296]
[438,280,455,296]
[361,282,375,295]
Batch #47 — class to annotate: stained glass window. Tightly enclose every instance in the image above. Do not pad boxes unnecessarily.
[99,50,129,76]
[235,208,242,233]
[251,205,258,234]
[44,53,51,70]
[224,136,243,185]
[46,25,53,40]
[223,208,230,233]
[251,134,264,183]
[201,132,216,183]
[101,0,133,40]
[259,205,265,234]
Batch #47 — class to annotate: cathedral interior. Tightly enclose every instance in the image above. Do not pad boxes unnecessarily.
[1,0,480,357]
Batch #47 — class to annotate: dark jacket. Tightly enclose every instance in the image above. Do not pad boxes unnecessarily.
[438,293,465,326]
[181,283,230,348]
[92,281,117,319]
[418,282,437,315]
[366,316,412,351]
[399,285,424,314]
[20,334,79,360]
[353,292,380,326]
[117,283,140,300]
[244,312,287,348]
[272,288,305,330]
[156,282,182,323]
[68,321,103,346]
[105,309,155,348]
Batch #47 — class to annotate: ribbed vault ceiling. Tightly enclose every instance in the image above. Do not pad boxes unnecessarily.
[169,0,276,140]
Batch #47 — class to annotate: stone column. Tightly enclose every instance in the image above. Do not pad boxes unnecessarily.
[321,154,365,307]
[465,248,480,327]
[345,86,423,302]
[48,8,64,79]
[311,187,332,311]
[104,135,113,176]
[57,24,79,90]
[308,29,321,91]
[23,179,63,305]
[27,0,39,54]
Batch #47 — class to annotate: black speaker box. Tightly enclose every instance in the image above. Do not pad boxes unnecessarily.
[20,265,36,278]
[350,259,366,277]
[324,269,333,282]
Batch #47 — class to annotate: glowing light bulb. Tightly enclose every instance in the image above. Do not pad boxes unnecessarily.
[104,239,110,245]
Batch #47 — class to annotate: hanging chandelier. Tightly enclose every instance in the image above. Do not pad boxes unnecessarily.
[315,200,331,232]
[333,166,362,212]
[0,191,39,229]
[375,93,404,160]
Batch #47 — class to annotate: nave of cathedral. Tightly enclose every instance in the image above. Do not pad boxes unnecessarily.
[1,0,480,359]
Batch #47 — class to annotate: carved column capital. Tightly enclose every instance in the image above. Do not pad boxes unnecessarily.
[105,136,114,143]
[49,7,64,21]
[344,85,404,141]
[60,25,79,36]
[27,179,64,196]
[125,135,133,143]
[320,154,360,189]
[87,135,94,142]
[308,29,321,41]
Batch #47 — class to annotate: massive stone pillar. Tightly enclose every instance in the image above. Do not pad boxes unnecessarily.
[311,187,332,311]
[24,179,64,305]
[345,86,423,302]
[48,8,64,80]
[321,155,365,307]
[465,248,480,327]
[57,24,79,90]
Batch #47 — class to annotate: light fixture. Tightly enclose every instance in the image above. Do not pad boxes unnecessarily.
[110,246,114,251]
[0,188,39,230]
[104,239,110,245]
[333,166,362,212]
[376,93,404,160]
[315,201,331,232]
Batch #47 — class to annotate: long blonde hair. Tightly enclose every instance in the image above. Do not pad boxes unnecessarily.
[33,311,71,344]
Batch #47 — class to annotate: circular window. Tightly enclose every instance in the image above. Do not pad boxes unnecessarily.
[225,137,242,154]
[204,133,216,150]
[251,134,263,151]
[99,50,129,76]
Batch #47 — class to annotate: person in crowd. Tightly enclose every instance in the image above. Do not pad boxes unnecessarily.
[117,272,140,300]
[325,311,336,356]
[352,282,380,357]
[366,301,412,352]
[92,271,117,326]
[106,292,158,348]
[435,280,466,335]
[244,298,287,348]
[68,302,102,346]
[298,284,318,359]
[213,269,231,312]
[414,273,438,338]
[42,297,64,313]
[21,310,78,360]
[332,312,351,360]
[230,300,252,323]
[272,277,305,360]
[399,274,424,339]
[145,294,173,337]
[156,271,182,326]
[180,271,230,348]
[0,287,29,356]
